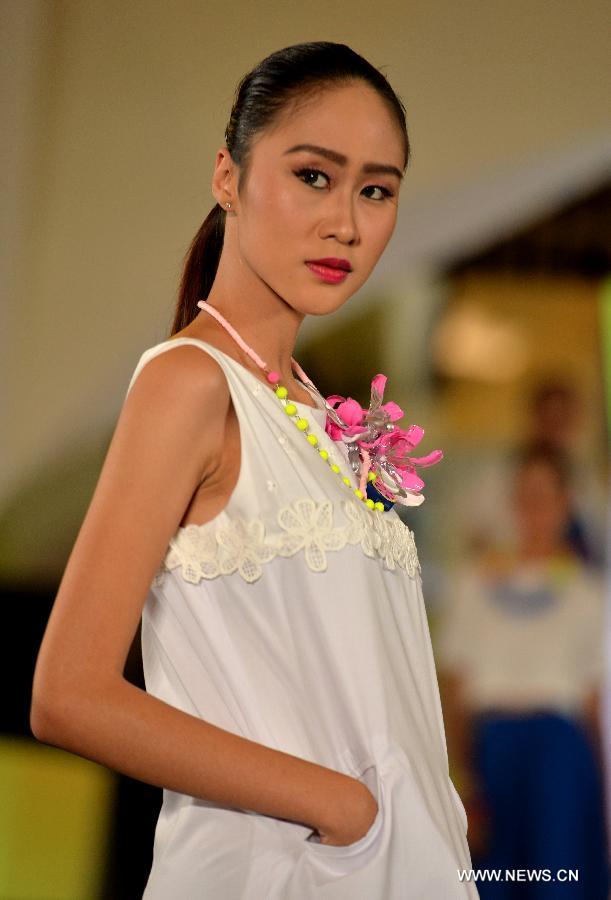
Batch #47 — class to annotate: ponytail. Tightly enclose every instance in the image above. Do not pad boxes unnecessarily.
[170,204,226,335]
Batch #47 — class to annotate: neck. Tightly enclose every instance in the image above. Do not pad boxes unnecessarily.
[200,228,305,378]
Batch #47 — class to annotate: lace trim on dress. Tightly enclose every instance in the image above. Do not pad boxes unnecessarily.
[153,498,421,586]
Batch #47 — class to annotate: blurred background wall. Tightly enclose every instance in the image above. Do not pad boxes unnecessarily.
[2,1,609,897]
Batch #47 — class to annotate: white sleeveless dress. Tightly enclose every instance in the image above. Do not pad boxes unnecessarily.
[125,337,478,899]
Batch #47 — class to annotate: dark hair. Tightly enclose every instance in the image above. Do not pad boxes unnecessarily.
[512,441,573,493]
[170,41,410,335]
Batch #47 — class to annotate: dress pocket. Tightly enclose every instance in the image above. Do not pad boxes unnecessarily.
[303,754,385,858]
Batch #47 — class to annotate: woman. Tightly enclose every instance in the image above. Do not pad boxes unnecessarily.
[31,42,477,898]
[437,443,609,899]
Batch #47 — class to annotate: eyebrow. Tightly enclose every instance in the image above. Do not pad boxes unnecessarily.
[283,143,404,181]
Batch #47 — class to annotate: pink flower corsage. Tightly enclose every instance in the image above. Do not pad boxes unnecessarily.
[325,374,443,509]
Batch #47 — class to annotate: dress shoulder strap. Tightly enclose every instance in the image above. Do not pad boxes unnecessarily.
[125,336,243,398]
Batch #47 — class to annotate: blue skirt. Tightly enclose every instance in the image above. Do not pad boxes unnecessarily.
[471,710,609,899]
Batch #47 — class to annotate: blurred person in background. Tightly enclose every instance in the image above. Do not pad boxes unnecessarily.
[436,442,609,898]
[460,379,607,570]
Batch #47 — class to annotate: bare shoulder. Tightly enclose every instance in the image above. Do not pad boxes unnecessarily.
[122,344,231,451]
[128,341,230,408]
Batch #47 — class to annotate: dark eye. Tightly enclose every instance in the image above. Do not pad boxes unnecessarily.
[294,167,330,189]
[362,185,394,201]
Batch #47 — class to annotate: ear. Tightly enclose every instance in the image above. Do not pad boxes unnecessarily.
[211,146,237,209]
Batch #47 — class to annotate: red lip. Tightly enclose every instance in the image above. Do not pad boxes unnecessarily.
[306,257,352,272]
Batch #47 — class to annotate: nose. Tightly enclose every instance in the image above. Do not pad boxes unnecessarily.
[319,190,359,245]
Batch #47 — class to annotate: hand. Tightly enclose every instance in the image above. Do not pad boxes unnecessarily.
[312,775,379,847]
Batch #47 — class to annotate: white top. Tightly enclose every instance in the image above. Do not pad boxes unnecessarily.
[125,337,478,899]
[435,556,606,716]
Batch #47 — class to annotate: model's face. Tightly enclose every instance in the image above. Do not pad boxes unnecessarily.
[218,82,405,315]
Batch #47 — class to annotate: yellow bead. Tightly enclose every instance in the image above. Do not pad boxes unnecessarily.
[354,488,363,499]
[319,449,329,460]
[330,464,340,473]
[307,434,318,446]
[367,471,377,482]
[365,498,375,509]
[284,403,297,415]
[342,476,351,486]
[275,385,288,399]
[295,418,308,430]
[374,501,385,511]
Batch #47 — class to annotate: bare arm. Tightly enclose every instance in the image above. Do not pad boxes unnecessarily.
[30,346,374,842]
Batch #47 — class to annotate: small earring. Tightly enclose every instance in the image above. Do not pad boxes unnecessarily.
[225,202,232,209]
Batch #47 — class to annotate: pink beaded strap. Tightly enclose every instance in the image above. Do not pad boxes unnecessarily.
[198,303,268,370]
[198,300,314,388]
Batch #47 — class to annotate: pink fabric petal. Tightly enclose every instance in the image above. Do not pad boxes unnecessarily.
[371,374,387,396]
[398,470,425,492]
[372,430,416,456]
[326,421,344,440]
[345,424,369,437]
[381,401,404,421]
[403,424,424,447]
[407,450,444,467]
[338,398,366,426]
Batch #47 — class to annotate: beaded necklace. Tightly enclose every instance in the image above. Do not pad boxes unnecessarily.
[196,299,387,512]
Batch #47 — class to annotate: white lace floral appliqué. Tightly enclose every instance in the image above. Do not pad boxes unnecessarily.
[275,498,348,572]
[154,497,420,586]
